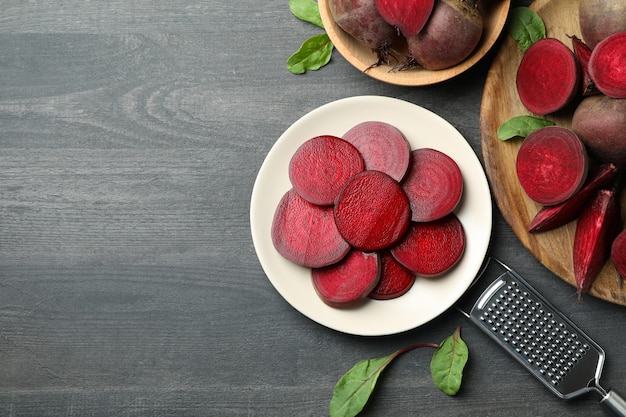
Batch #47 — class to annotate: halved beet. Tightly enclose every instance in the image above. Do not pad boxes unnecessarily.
[402,148,463,222]
[334,170,411,251]
[369,251,416,300]
[312,250,381,308]
[588,32,626,98]
[342,121,412,182]
[374,0,435,38]
[271,189,350,268]
[528,163,618,233]
[289,135,365,206]
[390,213,465,277]
[516,126,589,206]
[516,38,581,115]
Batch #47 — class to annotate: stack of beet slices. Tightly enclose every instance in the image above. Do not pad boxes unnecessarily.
[271,121,466,308]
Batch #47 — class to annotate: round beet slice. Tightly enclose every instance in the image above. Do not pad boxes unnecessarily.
[342,121,412,182]
[312,250,381,308]
[271,189,350,268]
[369,251,416,300]
[391,213,465,277]
[402,148,463,222]
[589,32,626,98]
[516,126,589,206]
[289,135,365,206]
[334,170,411,251]
[516,38,581,115]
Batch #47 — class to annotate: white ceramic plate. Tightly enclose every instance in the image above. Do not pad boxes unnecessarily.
[250,96,492,336]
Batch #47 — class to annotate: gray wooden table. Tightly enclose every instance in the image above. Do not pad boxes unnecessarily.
[2,1,625,416]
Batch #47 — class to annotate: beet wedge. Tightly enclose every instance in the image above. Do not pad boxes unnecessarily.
[289,135,364,206]
[573,188,622,297]
[516,126,589,206]
[271,189,350,268]
[528,163,618,233]
[611,229,626,282]
[312,250,381,308]
[402,148,463,222]
[390,213,465,277]
[516,38,581,115]
[570,35,599,97]
[334,170,411,251]
[369,251,416,300]
[589,32,626,98]
[342,121,412,182]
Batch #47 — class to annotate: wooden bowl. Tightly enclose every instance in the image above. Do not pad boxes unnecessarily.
[318,0,511,86]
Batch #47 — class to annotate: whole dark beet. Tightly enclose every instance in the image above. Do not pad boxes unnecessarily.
[404,0,483,70]
[579,0,626,49]
[572,95,626,167]
[328,0,397,66]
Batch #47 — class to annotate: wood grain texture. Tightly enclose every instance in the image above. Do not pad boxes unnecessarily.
[480,0,626,305]
[1,0,625,416]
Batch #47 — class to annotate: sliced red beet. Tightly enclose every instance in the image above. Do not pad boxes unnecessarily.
[570,35,599,97]
[611,229,626,281]
[390,213,465,277]
[573,189,622,297]
[369,251,416,300]
[516,126,589,206]
[516,38,581,115]
[312,250,381,308]
[342,121,412,182]
[271,189,350,268]
[402,148,463,222]
[528,163,618,233]
[289,135,365,206]
[334,170,411,251]
[374,0,435,38]
[588,32,626,98]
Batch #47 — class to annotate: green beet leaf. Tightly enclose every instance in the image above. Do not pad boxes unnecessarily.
[497,115,555,140]
[507,7,546,52]
[287,33,333,74]
[329,354,394,417]
[289,0,324,28]
[430,326,469,396]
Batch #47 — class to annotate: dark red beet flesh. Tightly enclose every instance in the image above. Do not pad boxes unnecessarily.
[271,189,350,268]
[588,32,626,99]
[334,170,411,251]
[289,135,364,206]
[516,126,588,206]
[528,163,618,233]
[390,213,465,277]
[369,251,416,300]
[573,189,622,296]
[312,250,381,308]
[516,38,581,115]
[342,121,412,182]
[402,148,463,222]
[374,0,435,38]
[611,229,626,281]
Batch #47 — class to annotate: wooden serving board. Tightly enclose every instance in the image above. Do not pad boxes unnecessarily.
[480,0,626,306]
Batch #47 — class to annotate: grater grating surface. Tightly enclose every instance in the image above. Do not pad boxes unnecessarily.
[458,258,626,415]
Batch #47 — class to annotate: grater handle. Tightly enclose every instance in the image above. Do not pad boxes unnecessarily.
[600,389,626,417]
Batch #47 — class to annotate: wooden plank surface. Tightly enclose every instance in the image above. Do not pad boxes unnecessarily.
[2,1,626,416]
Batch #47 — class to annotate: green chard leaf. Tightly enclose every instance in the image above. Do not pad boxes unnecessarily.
[430,326,469,396]
[507,6,546,52]
[287,33,333,74]
[497,115,555,140]
[289,0,324,28]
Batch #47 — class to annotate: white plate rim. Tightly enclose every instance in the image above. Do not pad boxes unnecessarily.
[250,95,492,336]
